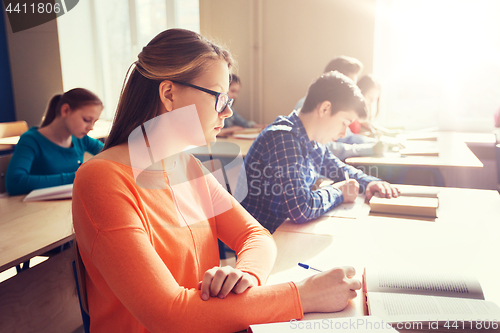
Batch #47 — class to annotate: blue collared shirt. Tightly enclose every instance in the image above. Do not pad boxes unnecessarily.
[239,111,379,233]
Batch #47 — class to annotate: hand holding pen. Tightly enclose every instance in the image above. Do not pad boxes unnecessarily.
[295,264,362,313]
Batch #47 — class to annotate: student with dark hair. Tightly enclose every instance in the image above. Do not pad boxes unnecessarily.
[219,74,264,136]
[240,71,399,234]
[5,88,104,195]
[324,74,386,159]
[72,29,362,333]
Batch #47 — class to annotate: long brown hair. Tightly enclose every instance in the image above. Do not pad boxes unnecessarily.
[40,88,103,128]
[104,29,234,150]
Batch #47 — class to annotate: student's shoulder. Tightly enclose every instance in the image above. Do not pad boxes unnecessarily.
[259,115,301,141]
[17,127,40,142]
[76,146,134,185]
[15,127,43,150]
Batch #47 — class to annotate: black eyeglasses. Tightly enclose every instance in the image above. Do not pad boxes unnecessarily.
[171,81,233,113]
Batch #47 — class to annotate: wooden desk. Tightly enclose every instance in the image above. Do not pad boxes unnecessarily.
[0,119,113,151]
[0,195,82,332]
[268,186,500,320]
[0,195,73,273]
[346,132,483,169]
[188,136,254,159]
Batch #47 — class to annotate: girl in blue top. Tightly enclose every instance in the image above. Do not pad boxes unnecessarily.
[6,88,104,195]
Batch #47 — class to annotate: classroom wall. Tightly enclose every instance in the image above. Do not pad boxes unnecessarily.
[4,14,63,127]
[200,0,376,124]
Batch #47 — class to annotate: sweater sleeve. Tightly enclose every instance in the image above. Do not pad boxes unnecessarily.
[5,135,75,195]
[73,162,303,333]
[203,166,279,286]
[82,135,104,155]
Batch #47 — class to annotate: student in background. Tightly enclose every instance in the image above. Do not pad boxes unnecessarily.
[219,74,264,137]
[294,55,378,161]
[325,74,386,160]
[240,71,399,234]
[294,55,363,111]
[5,88,104,195]
[355,74,401,137]
[72,29,361,333]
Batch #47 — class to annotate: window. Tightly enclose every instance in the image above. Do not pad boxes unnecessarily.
[374,0,500,132]
[58,0,200,120]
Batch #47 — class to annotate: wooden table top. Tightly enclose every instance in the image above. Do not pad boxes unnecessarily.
[0,119,113,150]
[269,186,500,320]
[0,195,73,272]
[346,132,484,168]
[188,136,255,158]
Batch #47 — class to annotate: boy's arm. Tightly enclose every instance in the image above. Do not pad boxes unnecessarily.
[320,145,380,194]
[266,132,345,224]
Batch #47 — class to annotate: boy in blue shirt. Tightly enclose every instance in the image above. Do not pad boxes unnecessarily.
[240,71,399,233]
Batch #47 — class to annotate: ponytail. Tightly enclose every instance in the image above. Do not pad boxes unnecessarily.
[39,89,103,128]
[40,94,63,128]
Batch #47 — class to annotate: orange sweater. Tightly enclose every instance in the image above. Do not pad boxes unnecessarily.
[72,154,303,333]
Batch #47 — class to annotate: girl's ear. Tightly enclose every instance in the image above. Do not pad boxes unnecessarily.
[60,103,71,118]
[317,101,332,118]
[159,81,174,112]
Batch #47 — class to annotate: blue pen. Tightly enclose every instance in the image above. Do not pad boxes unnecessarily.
[298,263,322,272]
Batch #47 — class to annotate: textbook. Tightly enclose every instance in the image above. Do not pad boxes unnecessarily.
[369,193,439,218]
[401,132,438,141]
[23,184,73,202]
[395,185,439,198]
[398,141,439,156]
[364,267,500,332]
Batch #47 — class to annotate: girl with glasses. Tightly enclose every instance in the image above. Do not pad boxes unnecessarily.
[72,29,360,332]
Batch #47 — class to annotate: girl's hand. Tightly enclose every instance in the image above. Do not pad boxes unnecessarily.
[198,266,258,301]
[295,266,361,313]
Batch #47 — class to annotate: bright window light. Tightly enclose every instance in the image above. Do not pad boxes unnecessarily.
[374,0,500,132]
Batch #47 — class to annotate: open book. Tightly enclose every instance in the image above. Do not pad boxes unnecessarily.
[364,267,500,331]
[248,315,398,332]
[369,193,439,218]
[23,184,73,202]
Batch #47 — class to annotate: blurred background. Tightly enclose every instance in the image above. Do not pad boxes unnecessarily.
[2,0,499,132]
